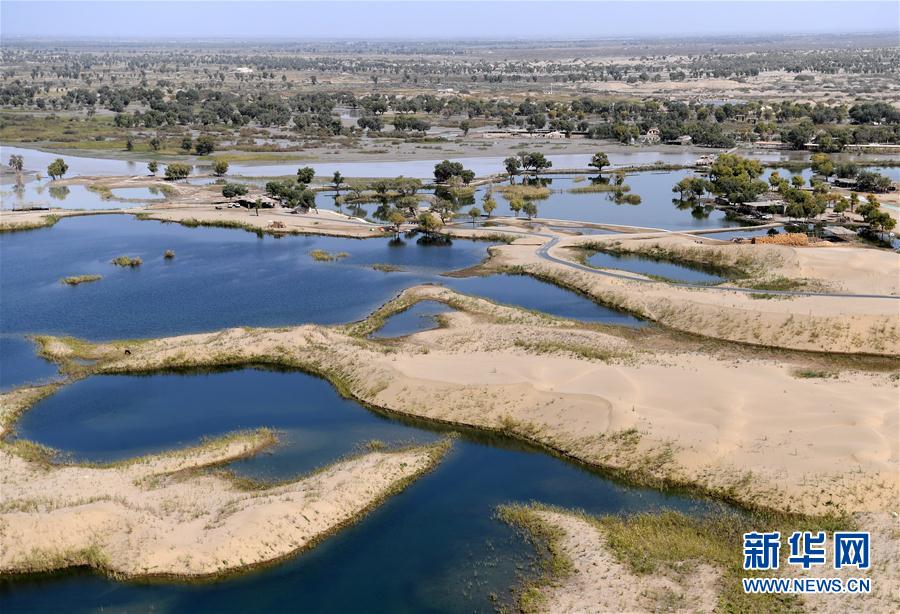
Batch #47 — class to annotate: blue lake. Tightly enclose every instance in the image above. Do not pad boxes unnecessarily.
[0,215,640,375]
[4,368,726,613]
[0,335,58,391]
[371,300,453,338]
[587,251,726,284]
[0,182,133,210]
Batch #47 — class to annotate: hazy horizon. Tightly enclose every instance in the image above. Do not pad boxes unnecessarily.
[2,1,898,40]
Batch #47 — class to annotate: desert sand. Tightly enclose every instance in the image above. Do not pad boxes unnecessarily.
[502,505,897,614]
[0,385,449,578]
[32,284,899,516]
[487,229,900,355]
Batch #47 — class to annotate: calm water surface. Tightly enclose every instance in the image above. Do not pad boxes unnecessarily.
[0,335,58,391]
[587,251,725,284]
[371,300,453,338]
[4,368,725,613]
[0,216,638,367]
[0,182,138,210]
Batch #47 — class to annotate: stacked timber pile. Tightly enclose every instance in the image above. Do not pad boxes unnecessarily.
[752,233,809,246]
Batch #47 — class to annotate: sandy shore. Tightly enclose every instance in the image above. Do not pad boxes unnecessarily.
[486,229,900,355]
[0,385,449,578]
[502,506,719,613]
[33,284,899,515]
[501,505,898,614]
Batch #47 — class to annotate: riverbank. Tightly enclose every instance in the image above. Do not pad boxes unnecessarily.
[31,284,899,516]
[499,503,897,614]
[485,229,900,355]
[0,383,449,579]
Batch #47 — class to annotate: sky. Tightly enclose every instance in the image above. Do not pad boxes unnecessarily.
[1,1,897,39]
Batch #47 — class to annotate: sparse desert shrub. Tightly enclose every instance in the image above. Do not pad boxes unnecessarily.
[310,249,349,262]
[61,274,102,285]
[111,256,142,267]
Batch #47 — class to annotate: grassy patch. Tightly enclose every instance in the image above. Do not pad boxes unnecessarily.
[792,368,835,379]
[501,503,847,614]
[593,509,842,613]
[110,256,142,267]
[309,249,349,262]
[514,338,619,362]
[61,274,102,286]
[12,543,110,575]
[0,214,60,233]
[569,182,619,194]
[741,277,805,292]
[371,263,405,273]
[496,504,574,614]
[496,184,551,200]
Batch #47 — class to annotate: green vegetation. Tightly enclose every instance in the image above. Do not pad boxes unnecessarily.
[514,338,619,363]
[793,369,835,379]
[61,274,102,286]
[497,183,550,200]
[0,214,61,233]
[212,159,229,176]
[47,158,68,180]
[496,505,574,613]
[740,277,805,292]
[433,160,475,184]
[164,162,192,181]
[708,154,768,204]
[371,263,404,273]
[309,249,348,262]
[110,256,142,267]
[221,183,249,199]
[589,151,609,172]
[569,182,619,194]
[500,503,848,614]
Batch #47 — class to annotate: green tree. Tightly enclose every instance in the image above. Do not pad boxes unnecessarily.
[149,137,161,151]
[523,152,551,173]
[8,154,24,174]
[147,161,158,175]
[222,183,248,199]
[417,212,443,234]
[194,135,215,155]
[589,152,609,172]
[434,159,464,183]
[468,206,481,226]
[707,154,767,204]
[296,166,315,184]
[47,158,68,180]
[180,136,193,152]
[482,190,497,218]
[509,197,524,217]
[459,119,470,136]
[332,171,344,192]
[855,171,892,193]
[672,177,710,202]
[810,153,834,179]
[388,209,406,234]
[522,201,538,219]
[164,162,192,181]
[212,159,229,177]
[125,138,134,151]
[504,156,521,178]
[768,172,785,189]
